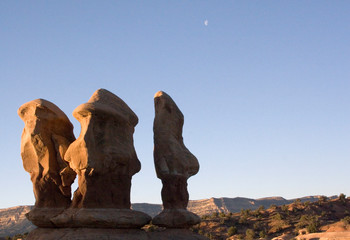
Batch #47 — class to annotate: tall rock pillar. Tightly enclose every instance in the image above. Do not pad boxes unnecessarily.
[18,99,76,227]
[51,89,151,228]
[152,91,201,228]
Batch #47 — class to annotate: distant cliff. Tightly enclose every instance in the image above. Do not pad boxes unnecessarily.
[0,195,334,237]
[0,205,33,237]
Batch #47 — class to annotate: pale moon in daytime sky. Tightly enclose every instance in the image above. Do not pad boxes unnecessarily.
[204,19,208,26]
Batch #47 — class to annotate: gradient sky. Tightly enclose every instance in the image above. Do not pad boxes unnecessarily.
[1,1,350,209]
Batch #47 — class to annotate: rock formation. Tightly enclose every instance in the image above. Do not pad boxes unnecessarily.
[18,99,76,227]
[20,90,207,239]
[152,91,201,228]
[51,89,151,228]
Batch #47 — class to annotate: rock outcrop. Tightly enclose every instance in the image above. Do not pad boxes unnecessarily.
[51,89,151,228]
[18,90,207,239]
[152,91,201,228]
[18,99,76,227]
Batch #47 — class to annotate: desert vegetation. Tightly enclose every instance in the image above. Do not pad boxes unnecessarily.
[191,194,350,240]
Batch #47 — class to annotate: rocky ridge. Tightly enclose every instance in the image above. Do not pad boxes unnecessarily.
[0,196,334,237]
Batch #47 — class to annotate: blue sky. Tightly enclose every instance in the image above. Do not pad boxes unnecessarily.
[1,1,350,208]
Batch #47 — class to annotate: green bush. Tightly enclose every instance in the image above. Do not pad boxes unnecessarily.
[245,229,255,240]
[318,195,328,204]
[272,213,283,220]
[270,204,277,209]
[296,215,320,233]
[342,216,350,225]
[239,215,248,225]
[281,204,289,212]
[219,212,226,218]
[307,221,319,233]
[259,230,267,238]
[240,209,251,217]
[227,226,237,236]
[339,193,346,204]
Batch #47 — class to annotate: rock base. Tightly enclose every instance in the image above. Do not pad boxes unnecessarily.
[26,207,66,227]
[152,209,201,228]
[50,208,151,228]
[26,228,208,240]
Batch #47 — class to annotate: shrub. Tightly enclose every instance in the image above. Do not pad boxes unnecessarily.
[281,204,289,212]
[318,195,328,204]
[258,205,265,211]
[227,226,237,236]
[245,229,255,240]
[219,212,226,218]
[240,209,251,217]
[239,215,248,225]
[307,220,319,233]
[296,215,320,233]
[339,193,346,204]
[219,218,225,224]
[236,234,244,239]
[259,230,267,238]
[211,211,219,218]
[272,213,283,220]
[342,216,350,225]
[296,215,309,228]
[253,221,263,230]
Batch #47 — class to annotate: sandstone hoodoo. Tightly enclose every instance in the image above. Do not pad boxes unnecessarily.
[152,91,201,228]
[18,99,76,227]
[19,89,207,240]
[52,89,151,228]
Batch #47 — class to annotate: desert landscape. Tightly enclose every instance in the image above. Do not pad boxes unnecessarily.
[2,195,350,239]
[1,1,350,240]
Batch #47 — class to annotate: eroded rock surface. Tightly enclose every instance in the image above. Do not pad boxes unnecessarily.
[152,91,200,228]
[57,89,150,228]
[18,99,76,227]
[65,88,140,208]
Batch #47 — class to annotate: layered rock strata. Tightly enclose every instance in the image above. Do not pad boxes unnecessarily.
[152,91,201,228]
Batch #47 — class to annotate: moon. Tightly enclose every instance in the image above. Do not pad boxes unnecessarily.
[204,20,208,26]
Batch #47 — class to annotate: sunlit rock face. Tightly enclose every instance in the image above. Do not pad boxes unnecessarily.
[152,91,200,228]
[18,99,76,227]
[18,99,76,208]
[65,89,141,209]
[153,91,199,181]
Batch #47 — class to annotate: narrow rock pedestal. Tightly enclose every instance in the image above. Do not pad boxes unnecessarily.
[152,91,201,228]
